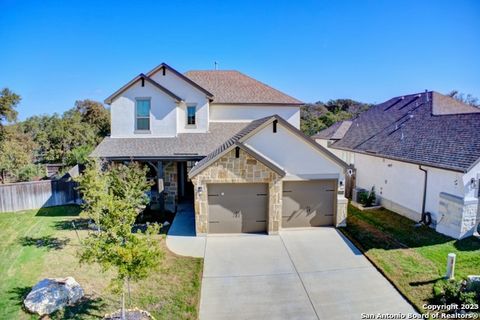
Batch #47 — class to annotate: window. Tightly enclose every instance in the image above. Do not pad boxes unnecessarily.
[136,98,150,131]
[187,105,196,126]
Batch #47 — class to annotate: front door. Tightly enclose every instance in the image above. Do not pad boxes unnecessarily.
[178,162,194,202]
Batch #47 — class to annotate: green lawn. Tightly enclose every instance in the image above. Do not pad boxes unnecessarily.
[341,204,480,313]
[0,205,203,319]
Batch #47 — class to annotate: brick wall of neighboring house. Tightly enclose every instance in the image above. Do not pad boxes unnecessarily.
[163,161,178,212]
[191,148,283,235]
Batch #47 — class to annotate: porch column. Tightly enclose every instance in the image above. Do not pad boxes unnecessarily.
[157,161,165,211]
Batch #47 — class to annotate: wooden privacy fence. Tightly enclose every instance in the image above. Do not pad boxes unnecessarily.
[0,179,80,213]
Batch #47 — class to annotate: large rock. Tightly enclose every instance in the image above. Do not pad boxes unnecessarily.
[24,277,84,315]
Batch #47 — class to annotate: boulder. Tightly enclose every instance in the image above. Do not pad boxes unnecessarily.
[24,277,84,315]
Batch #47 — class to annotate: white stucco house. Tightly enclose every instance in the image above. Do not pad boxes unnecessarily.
[92,63,348,235]
[314,91,480,239]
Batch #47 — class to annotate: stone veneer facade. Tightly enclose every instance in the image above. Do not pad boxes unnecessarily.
[191,148,283,235]
[163,161,178,212]
[191,148,347,235]
[437,192,480,239]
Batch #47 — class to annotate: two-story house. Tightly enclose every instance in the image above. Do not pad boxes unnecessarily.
[92,63,348,235]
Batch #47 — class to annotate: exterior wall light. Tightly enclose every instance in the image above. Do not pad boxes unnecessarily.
[470,178,477,188]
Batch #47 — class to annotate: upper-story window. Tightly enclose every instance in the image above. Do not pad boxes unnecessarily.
[187,104,196,126]
[136,98,151,131]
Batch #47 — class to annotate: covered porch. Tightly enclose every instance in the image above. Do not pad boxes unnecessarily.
[108,158,199,213]
[143,159,197,213]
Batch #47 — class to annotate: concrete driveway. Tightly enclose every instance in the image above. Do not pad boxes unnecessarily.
[200,228,416,320]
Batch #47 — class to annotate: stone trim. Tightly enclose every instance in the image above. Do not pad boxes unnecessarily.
[336,195,348,227]
[163,161,177,212]
[437,192,480,239]
[191,148,282,234]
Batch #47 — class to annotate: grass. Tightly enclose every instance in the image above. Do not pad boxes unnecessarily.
[341,204,480,313]
[0,205,203,319]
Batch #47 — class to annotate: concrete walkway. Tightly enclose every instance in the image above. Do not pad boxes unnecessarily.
[165,203,205,258]
[200,228,417,320]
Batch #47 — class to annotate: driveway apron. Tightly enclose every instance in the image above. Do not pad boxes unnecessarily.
[199,228,417,320]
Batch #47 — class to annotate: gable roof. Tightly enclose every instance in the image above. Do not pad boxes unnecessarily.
[184,70,304,105]
[104,73,182,104]
[188,115,348,178]
[327,91,480,172]
[146,63,215,99]
[313,120,352,140]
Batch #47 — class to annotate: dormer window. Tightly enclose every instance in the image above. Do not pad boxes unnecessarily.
[135,98,151,131]
[187,104,196,126]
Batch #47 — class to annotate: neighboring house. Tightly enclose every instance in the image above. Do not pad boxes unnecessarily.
[92,63,348,235]
[314,91,480,239]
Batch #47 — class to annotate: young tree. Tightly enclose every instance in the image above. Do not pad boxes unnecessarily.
[75,161,162,318]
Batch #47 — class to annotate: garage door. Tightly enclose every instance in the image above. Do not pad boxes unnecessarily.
[207,183,268,233]
[282,180,336,228]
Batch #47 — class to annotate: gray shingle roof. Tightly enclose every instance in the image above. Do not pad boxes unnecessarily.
[329,91,480,172]
[184,70,303,105]
[313,121,352,140]
[90,122,249,159]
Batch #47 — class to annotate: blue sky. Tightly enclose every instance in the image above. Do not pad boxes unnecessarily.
[0,0,479,120]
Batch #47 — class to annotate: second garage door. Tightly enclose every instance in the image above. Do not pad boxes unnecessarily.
[282,180,336,228]
[207,183,268,233]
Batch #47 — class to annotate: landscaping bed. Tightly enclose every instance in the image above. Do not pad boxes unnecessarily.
[0,205,203,319]
[341,204,480,314]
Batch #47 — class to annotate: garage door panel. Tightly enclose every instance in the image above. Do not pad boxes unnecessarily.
[282,180,335,228]
[208,183,268,233]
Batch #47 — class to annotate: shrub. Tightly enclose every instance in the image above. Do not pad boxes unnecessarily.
[358,191,369,205]
[65,145,94,166]
[433,279,480,307]
[17,164,44,182]
[359,187,377,207]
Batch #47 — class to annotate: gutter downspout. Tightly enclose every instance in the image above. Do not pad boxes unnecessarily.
[418,165,428,215]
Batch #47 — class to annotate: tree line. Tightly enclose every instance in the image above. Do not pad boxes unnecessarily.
[300,98,372,136]
[1,87,477,183]
[0,88,109,183]
[300,91,480,137]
